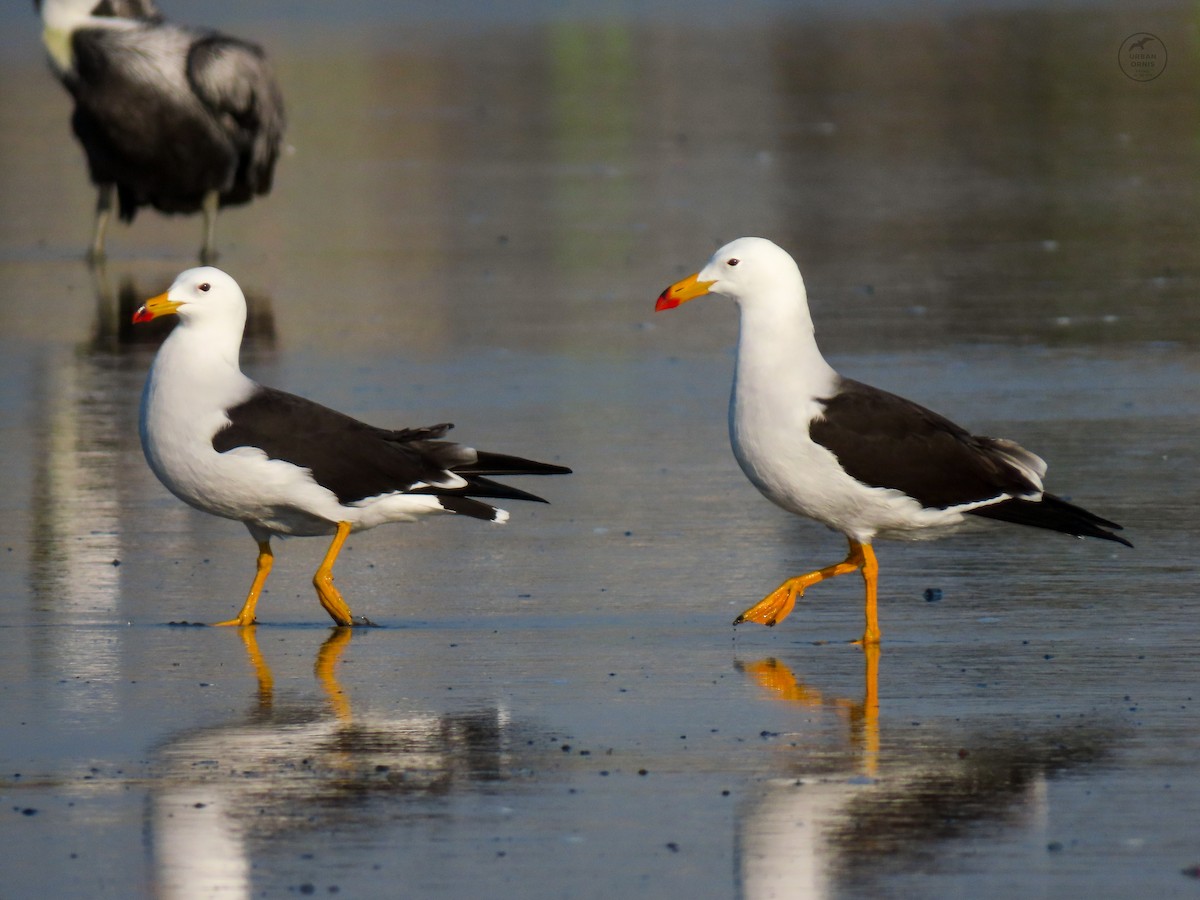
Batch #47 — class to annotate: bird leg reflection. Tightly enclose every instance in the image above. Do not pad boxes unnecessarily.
[740,645,880,777]
[236,625,274,712]
[849,643,880,774]
[315,627,354,722]
[734,538,881,645]
[199,189,219,264]
[738,658,829,706]
[234,625,355,722]
[88,183,115,264]
[213,539,273,626]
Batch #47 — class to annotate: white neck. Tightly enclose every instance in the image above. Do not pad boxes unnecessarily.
[731,285,837,403]
[140,317,255,474]
[144,316,251,428]
[40,1,138,72]
[726,281,839,487]
[163,314,246,378]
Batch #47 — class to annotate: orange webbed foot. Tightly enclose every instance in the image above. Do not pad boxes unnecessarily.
[733,577,807,627]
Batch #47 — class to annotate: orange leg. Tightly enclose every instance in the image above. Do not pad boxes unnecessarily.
[313,521,356,626]
[214,539,273,626]
[734,538,882,644]
[854,543,881,646]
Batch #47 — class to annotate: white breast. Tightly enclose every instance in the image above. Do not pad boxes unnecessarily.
[728,309,968,543]
[138,332,345,535]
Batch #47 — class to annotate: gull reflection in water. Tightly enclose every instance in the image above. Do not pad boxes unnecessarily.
[25,264,277,715]
[25,264,171,713]
[149,629,516,900]
[735,649,1114,898]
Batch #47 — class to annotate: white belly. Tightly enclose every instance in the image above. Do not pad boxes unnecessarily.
[141,413,344,536]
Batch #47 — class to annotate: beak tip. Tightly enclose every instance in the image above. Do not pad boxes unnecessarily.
[656,272,712,311]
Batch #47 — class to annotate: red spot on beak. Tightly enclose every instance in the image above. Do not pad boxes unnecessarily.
[654,273,714,311]
[132,306,154,324]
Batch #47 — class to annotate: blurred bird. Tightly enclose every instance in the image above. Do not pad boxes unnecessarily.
[134,267,571,626]
[35,0,285,262]
[656,237,1130,644]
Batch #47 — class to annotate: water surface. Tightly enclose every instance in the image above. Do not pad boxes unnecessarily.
[1,2,1198,897]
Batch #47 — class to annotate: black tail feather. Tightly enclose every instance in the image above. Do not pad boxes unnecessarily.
[968,493,1132,548]
[414,476,551,505]
[459,450,572,477]
[459,476,551,504]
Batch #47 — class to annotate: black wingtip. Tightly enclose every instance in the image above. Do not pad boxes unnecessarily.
[968,494,1132,548]
[465,476,554,504]
[459,450,572,477]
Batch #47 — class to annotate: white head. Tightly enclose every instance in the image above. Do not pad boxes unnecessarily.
[133,266,248,329]
[38,0,148,72]
[655,237,808,313]
[36,0,152,24]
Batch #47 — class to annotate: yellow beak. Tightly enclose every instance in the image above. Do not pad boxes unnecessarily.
[655,272,715,311]
[132,291,183,323]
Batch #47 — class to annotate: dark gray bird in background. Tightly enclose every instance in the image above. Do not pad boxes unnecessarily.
[35,0,286,263]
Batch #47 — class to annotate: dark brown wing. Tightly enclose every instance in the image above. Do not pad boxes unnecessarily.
[212,386,568,510]
[810,378,1039,509]
[810,378,1129,546]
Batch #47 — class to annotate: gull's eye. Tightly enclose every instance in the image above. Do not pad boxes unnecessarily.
[198,283,211,292]
[727,258,740,267]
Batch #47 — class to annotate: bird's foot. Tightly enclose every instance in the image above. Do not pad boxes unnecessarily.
[212,615,258,627]
[733,579,805,627]
[346,615,380,628]
[314,578,363,628]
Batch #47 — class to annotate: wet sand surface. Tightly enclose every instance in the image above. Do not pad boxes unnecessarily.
[1,2,1198,897]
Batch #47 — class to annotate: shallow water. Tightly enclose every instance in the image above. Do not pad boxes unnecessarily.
[1,2,1198,898]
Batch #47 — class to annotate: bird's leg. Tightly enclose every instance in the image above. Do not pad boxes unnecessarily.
[87,184,115,264]
[213,539,273,626]
[734,539,878,637]
[199,189,219,264]
[312,521,369,626]
[852,543,882,646]
[734,544,863,627]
